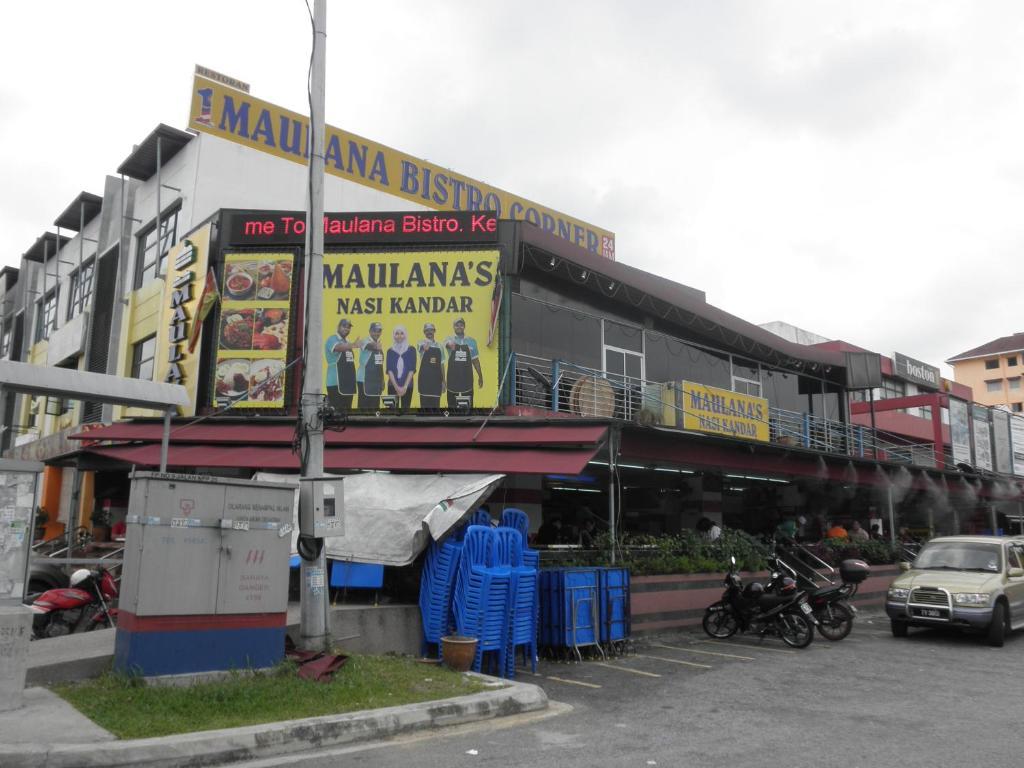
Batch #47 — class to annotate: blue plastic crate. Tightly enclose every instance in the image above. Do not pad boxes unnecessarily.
[599,567,630,643]
[330,560,384,588]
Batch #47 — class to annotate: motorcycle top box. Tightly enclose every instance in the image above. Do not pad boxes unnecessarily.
[839,559,870,584]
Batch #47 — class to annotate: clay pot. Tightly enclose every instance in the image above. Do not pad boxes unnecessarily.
[440,635,478,672]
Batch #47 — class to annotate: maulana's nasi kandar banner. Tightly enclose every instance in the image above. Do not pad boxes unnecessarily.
[681,382,770,442]
[321,250,500,413]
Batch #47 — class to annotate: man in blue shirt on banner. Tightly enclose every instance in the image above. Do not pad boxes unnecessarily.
[444,318,483,411]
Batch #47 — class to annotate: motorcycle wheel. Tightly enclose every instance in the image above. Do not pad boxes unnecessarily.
[702,606,739,638]
[816,602,854,642]
[82,606,113,632]
[776,612,814,648]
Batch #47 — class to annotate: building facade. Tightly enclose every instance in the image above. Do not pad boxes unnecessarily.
[6,70,1024,551]
[948,333,1024,413]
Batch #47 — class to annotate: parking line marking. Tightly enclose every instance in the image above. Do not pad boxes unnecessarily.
[650,642,755,661]
[545,676,602,689]
[593,662,662,678]
[635,653,712,669]
[698,640,796,654]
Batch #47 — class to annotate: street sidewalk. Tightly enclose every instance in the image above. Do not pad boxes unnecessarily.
[12,623,549,767]
[0,674,548,768]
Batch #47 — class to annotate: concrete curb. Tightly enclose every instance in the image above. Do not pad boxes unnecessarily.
[0,677,548,768]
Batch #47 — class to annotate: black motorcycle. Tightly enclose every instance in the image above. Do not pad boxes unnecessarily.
[765,541,869,642]
[702,556,817,648]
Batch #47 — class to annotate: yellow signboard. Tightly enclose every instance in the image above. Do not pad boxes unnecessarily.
[322,250,500,412]
[188,75,616,260]
[213,252,295,409]
[681,382,769,442]
[154,223,212,416]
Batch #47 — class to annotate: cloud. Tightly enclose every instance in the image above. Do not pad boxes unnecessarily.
[713,30,943,138]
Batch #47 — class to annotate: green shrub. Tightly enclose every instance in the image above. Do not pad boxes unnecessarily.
[560,527,772,575]
[821,537,897,565]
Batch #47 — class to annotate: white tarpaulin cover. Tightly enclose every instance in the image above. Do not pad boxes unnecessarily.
[254,472,504,566]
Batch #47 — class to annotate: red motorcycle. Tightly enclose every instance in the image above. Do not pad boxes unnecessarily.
[29,567,118,639]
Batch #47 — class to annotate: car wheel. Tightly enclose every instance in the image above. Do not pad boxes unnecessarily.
[891,619,908,638]
[987,602,1006,647]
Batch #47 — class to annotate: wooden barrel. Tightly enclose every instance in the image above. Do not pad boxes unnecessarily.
[570,375,616,417]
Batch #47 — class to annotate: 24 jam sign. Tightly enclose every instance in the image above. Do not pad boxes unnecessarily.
[226,211,498,247]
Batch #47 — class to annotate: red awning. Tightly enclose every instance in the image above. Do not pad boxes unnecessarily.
[74,421,607,475]
[86,444,600,475]
[72,422,607,448]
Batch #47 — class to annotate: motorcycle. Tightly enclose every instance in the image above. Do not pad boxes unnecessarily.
[29,567,118,639]
[702,556,817,648]
[765,540,870,642]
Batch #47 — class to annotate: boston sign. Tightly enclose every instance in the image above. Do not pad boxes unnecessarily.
[893,352,940,390]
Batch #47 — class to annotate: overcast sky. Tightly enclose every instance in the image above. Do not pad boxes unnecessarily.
[3,1,1022,377]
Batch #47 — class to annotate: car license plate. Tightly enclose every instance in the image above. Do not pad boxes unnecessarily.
[914,607,945,619]
[799,602,812,615]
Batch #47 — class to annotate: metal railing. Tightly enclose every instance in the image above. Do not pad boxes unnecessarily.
[508,352,941,468]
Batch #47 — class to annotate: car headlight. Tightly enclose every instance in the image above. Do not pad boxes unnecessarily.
[888,587,910,600]
[953,592,991,606]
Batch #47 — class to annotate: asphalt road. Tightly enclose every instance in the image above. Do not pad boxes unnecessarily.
[239,610,1024,768]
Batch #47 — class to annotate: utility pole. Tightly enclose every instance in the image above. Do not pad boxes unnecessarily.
[299,0,329,651]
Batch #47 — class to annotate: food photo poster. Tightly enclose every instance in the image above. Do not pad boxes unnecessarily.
[213,251,294,408]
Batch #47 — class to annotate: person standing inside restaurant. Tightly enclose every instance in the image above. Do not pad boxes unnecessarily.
[358,321,385,410]
[445,317,483,411]
[324,318,359,413]
[386,325,416,411]
[417,321,445,410]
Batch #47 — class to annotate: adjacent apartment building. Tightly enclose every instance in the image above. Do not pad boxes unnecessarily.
[947,333,1024,413]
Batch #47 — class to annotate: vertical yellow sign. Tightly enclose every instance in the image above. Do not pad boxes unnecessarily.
[154,224,212,415]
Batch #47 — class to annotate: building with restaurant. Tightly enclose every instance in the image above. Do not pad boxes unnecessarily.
[5,69,1024,572]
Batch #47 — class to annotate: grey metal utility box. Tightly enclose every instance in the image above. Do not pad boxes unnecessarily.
[115,472,297,676]
[120,472,296,616]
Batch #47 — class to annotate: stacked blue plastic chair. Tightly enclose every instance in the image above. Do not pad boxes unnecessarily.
[500,508,540,674]
[494,526,539,678]
[500,508,537,567]
[418,534,464,657]
[452,525,512,674]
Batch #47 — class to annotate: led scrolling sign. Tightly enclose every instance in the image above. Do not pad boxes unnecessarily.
[226,211,498,246]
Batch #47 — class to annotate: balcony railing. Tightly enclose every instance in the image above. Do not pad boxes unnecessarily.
[508,353,946,469]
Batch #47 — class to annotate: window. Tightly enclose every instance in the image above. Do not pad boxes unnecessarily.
[731,357,762,397]
[1007,546,1022,571]
[0,322,9,358]
[131,335,157,381]
[1008,356,1018,367]
[986,380,1003,393]
[1010,378,1021,391]
[985,358,1000,370]
[134,204,180,288]
[34,289,58,342]
[66,259,95,320]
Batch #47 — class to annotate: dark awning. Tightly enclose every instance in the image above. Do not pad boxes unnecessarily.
[23,232,71,263]
[53,192,103,231]
[117,124,194,180]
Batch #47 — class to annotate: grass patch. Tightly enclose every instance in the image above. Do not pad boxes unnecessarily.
[54,655,491,740]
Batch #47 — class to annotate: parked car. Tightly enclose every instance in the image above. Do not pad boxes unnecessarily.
[886,535,1024,647]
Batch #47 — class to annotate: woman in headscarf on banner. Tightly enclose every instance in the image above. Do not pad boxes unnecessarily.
[386,324,416,411]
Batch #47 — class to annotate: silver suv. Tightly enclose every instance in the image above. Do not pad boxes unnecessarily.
[885,536,1024,647]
